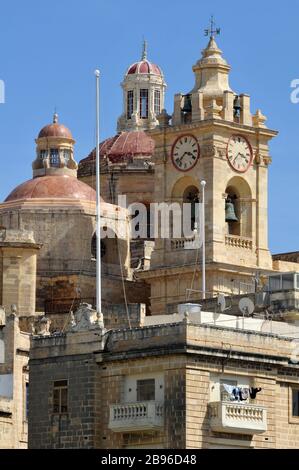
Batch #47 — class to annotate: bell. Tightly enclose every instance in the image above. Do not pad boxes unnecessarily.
[233,95,242,118]
[225,200,238,222]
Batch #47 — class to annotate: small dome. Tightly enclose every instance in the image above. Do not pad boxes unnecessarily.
[79,131,155,165]
[38,113,73,140]
[127,60,162,76]
[5,175,96,202]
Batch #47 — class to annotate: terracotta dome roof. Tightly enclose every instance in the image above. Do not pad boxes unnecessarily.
[5,175,96,202]
[127,60,162,76]
[38,123,73,139]
[80,131,155,164]
[37,113,73,139]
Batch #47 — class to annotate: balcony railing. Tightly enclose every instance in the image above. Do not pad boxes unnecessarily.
[109,401,164,432]
[225,235,253,250]
[171,236,196,250]
[209,401,267,434]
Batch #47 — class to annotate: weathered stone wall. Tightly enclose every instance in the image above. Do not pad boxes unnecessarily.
[0,315,29,448]
[28,321,299,449]
[28,334,98,449]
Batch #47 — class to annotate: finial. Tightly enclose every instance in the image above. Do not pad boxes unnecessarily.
[204,15,221,38]
[142,38,148,61]
[53,109,58,123]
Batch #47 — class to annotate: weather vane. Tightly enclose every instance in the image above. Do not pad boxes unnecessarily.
[204,15,221,38]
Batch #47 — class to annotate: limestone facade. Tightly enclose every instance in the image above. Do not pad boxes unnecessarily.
[28,314,299,449]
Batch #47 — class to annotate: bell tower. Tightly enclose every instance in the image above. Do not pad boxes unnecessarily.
[138,24,278,315]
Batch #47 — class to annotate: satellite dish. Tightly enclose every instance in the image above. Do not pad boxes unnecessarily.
[217,293,226,312]
[238,297,255,316]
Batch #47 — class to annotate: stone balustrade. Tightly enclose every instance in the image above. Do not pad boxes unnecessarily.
[109,401,164,432]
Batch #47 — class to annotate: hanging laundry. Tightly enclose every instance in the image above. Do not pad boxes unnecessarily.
[232,387,241,401]
[249,387,262,399]
[240,387,249,401]
[221,384,237,401]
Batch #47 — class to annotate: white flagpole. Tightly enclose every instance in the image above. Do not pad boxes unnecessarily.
[95,69,102,315]
[201,180,206,300]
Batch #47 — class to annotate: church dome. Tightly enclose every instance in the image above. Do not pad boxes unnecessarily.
[5,175,96,202]
[37,113,73,140]
[79,130,155,165]
[127,60,162,76]
[126,40,163,77]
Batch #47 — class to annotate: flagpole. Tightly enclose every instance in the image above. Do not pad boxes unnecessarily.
[95,69,102,315]
[201,180,206,300]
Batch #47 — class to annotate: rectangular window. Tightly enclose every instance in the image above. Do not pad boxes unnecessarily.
[137,378,155,401]
[50,149,60,167]
[154,90,160,115]
[53,380,68,414]
[281,273,294,290]
[292,389,299,416]
[127,90,134,119]
[140,89,148,119]
[269,275,281,292]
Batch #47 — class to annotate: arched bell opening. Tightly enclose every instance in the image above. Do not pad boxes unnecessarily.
[171,177,199,239]
[183,185,200,232]
[225,177,252,238]
[225,186,240,235]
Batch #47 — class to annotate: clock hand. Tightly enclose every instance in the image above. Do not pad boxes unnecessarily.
[233,152,246,163]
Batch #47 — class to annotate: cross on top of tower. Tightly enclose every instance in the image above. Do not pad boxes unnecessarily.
[141,39,148,61]
[204,15,221,38]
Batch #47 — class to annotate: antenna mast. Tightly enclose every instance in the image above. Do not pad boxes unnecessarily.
[95,69,102,316]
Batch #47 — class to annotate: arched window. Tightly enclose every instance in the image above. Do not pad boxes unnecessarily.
[225,187,240,236]
[91,233,106,259]
[183,186,199,231]
[154,90,161,115]
[140,89,149,118]
[127,90,134,119]
[225,177,252,238]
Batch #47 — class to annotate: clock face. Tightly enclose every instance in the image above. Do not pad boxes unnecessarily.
[227,135,253,173]
[171,134,200,172]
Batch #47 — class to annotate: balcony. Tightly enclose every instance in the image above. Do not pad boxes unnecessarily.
[109,401,164,432]
[209,401,267,435]
[170,236,196,250]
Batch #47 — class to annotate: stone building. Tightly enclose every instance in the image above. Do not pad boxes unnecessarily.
[77,37,299,316]
[28,300,299,449]
[2,32,299,450]
[0,228,40,448]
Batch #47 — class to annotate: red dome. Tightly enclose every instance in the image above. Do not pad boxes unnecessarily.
[38,123,73,139]
[79,131,155,165]
[5,175,96,202]
[127,60,162,76]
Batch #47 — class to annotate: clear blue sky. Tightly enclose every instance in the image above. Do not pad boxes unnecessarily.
[0,0,298,254]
